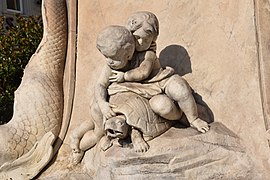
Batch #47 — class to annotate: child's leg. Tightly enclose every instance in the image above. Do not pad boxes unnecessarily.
[164,75,209,133]
[71,101,105,164]
[79,120,104,151]
[149,94,182,120]
[70,120,94,153]
[70,120,94,164]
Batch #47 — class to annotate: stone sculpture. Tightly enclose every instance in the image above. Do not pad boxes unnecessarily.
[70,11,209,164]
[0,0,68,179]
[103,92,174,152]
[70,25,136,164]
[0,0,267,179]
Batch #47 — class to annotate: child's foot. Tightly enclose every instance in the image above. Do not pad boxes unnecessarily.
[133,139,149,153]
[100,136,113,151]
[72,150,84,165]
[70,136,80,152]
[190,118,209,133]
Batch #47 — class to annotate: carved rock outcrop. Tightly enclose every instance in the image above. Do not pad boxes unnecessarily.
[85,123,257,180]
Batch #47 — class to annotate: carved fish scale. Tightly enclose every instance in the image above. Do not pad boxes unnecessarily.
[0,0,67,164]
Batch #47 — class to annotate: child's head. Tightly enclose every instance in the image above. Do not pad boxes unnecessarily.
[126,11,159,52]
[96,25,135,70]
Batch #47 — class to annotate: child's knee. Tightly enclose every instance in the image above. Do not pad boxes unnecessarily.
[150,94,182,120]
[150,95,175,115]
[165,75,191,101]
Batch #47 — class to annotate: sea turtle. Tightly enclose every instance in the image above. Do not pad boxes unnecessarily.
[103,92,174,152]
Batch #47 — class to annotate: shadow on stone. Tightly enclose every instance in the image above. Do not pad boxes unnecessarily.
[193,91,215,123]
[159,44,192,76]
[159,45,214,127]
[176,92,215,128]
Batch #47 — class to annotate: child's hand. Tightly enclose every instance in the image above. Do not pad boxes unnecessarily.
[100,102,117,119]
[109,70,125,83]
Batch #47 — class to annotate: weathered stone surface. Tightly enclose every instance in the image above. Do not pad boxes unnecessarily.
[67,0,270,177]
[254,0,270,137]
[38,143,92,180]
[40,124,263,179]
[0,0,68,178]
[3,0,270,178]
[37,0,270,179]
[84,123,259,179]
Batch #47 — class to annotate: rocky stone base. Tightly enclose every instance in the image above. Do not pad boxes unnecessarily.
[39,122,263,179]
[85,122,259,180]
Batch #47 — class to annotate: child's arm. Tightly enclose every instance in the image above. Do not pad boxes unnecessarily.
[124,51,156,81]
[95,65,116,119]
[109,51,156,83]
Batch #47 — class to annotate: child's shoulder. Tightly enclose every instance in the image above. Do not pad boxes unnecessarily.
[145,50,157,59]
[101,64,113,77]
[134,50,156,61]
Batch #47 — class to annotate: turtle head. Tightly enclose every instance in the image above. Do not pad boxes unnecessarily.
[105,115,129,139]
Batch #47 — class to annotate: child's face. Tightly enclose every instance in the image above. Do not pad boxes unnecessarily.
[105,50,133,70]
[128,16,156,52]
[133,23,155,52]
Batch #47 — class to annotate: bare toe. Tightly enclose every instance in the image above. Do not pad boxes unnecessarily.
[134,141,149,153]
[100,136,113,151]
[203,126,210,132]
[190,118,210,133]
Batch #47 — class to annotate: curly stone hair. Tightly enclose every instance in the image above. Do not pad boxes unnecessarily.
[96,25,135,58]
[126,11,159,42]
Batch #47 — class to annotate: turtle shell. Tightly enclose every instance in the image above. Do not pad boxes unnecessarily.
[110,92,172,140]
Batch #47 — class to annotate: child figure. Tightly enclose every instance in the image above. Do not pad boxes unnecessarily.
[109,11,209,133]
[70,25,171,162]
[70,25,137,164]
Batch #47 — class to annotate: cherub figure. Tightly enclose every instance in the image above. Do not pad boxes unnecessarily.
[70,26,136,164]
